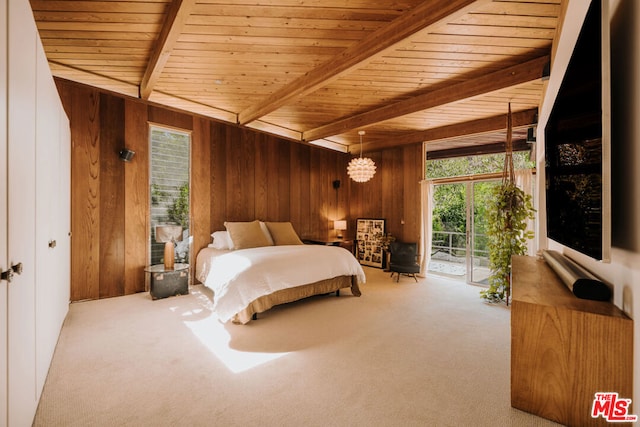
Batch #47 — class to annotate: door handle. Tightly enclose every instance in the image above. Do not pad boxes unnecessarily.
[1,268,14,283]
[1,263,23,283]
[12,262,23,275]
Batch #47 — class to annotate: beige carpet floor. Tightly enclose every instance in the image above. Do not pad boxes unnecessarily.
[33,267,561,426]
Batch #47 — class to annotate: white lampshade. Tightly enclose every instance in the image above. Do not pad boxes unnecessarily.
[334,220,347,231]
[347,157,376,182]
[348,130,376,183]
[334,220,347,238]
[155,225,183,243]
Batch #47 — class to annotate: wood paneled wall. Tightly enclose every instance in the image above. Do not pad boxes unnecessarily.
[207,123,349,236]
[348,145,423,244]
[56,78,422,301]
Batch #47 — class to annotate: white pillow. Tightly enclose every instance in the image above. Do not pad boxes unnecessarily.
[211,230,233,250]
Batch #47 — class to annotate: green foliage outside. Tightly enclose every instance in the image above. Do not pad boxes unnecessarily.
[427,151,535,281]
[168,183,189,229]
[428,151,533,233]
[150,126,190,265]
[427,151,533,180]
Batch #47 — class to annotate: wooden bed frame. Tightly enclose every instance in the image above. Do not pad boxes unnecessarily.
[235,275,360,324]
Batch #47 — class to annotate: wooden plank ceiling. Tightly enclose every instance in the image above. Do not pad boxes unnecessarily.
[30,0,561,155]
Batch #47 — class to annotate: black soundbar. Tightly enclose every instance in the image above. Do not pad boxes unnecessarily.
[541,250,612,301]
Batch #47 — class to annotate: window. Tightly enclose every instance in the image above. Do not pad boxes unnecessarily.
[426,151,534,180]
[149,125,191,266]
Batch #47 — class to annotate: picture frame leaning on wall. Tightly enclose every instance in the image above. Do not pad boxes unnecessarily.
[355,218,385,268]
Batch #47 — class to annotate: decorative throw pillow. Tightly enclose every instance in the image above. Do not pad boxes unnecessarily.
[265,222,304,245]
[224,220,272,249]
[210,231,233,250]
[259,221,275,246]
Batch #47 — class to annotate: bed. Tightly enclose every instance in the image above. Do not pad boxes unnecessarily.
[195,220,365,324]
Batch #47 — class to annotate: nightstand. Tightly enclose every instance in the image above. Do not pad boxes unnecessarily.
[145,263,189,300]
[303,238,354,254]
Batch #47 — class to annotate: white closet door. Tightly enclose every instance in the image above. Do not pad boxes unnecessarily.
[35,35,71,396]
[1,0,9,424]
[7,0,38,423]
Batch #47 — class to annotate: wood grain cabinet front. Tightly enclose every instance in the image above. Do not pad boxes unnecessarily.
[510,256,633,427]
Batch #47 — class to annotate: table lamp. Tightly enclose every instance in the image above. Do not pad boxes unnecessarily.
[334,220,347,239]
[156,225,183,270]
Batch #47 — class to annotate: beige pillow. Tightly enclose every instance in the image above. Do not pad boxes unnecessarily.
[265,222,304,245]
[224,220,272,249]
[259,221,275,246]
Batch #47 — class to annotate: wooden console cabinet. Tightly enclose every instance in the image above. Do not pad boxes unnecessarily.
[511,255,633,426]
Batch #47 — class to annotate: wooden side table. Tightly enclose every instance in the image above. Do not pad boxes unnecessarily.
[303,238,354,254]
[145,263,189,300]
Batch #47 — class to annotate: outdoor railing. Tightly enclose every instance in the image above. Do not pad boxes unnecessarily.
[431,230,489,264]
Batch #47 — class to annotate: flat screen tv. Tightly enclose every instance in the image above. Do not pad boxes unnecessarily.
[544,0,611,261]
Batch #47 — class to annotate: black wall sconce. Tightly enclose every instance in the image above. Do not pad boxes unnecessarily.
[119,148,135,162]
[526,113,538,144]
[542,61,551,81]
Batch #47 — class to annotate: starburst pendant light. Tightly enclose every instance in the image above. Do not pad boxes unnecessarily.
[347,131,376,183]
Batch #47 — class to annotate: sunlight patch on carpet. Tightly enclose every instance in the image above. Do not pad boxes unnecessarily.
[181,309,289,374]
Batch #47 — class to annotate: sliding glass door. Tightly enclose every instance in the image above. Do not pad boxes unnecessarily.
[431,183,468,279]
[426,150,536,285]
[468,180,499,285]
[430,180,498,286]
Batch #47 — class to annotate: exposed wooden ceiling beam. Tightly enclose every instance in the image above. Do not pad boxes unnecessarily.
[49,61,140,98]
[426,139,531,160]
[305,55,549,142]
[139,0,197,100]
[236,0,492,125]
[359,108,539,153]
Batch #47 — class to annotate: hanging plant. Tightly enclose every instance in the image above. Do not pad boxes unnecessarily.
[480,104,535,304]
[481,182,535,303]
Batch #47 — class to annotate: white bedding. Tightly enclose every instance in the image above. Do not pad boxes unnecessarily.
[196,245,366,323]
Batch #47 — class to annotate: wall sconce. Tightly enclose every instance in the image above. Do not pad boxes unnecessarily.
[526,127,536,143]
[334,220,347,239]
[527,113,538,143]
[542,61,551,81]
[119,148,135,162]
[155,225,183,270]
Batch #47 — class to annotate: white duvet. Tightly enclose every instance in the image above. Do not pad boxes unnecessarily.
[199,244,366,323]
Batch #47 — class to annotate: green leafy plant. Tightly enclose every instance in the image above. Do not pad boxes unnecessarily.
[481,104,535,303]
[375,232,396,271]
[150,183,167,206]
[167,183,189,228]
[375,232,396,252]
[480,182,535,303]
